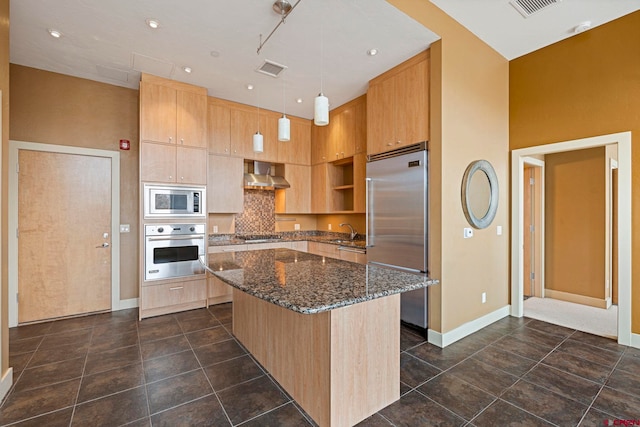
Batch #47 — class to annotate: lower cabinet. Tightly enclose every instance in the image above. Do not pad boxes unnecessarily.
[208,276,233,306]
[306,241,367,264]
[140,277,207,319]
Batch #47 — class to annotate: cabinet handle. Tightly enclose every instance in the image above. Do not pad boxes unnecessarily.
[341,152,344,157]
[169,175,173,180]
[387,142,393,146]
[169,137,173,142]
[169,286,184,291]
[396,140,401,145]
[180,138,184,144]
[180,176,184,181]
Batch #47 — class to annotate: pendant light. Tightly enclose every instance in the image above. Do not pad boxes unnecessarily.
[278,46,290,141]
[253,88,264,153]
[314,8,329,126]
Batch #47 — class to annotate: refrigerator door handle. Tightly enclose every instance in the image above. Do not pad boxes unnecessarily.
[365,177,373,248]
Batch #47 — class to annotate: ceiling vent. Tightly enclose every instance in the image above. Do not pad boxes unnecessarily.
[256,60,287,78]
[510,0,560,18]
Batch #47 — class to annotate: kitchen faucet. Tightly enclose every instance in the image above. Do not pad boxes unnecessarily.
[339,223,358,240]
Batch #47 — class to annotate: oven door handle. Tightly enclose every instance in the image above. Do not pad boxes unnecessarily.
[146,235,205,242]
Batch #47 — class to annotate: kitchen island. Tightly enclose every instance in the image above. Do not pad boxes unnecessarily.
[203,248,437,427]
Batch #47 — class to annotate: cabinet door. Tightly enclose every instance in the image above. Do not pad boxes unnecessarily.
[208,102,232,155]
[231,108,277,160]
[208,154,244,213]
[278,119,311,165]
[311,163,330,213]
[140,142,176,182]
[366,77,395,155]
[311,124,329,164]
[176,146,207,184]
[140,81,177,144]
[260,113,279,163]
[276,164,311,214]
[177,90,207,148]
[353,153,367,213]
[395,59,429,148]
[354,96,367,154]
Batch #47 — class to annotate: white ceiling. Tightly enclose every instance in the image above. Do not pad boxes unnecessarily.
[9,0,640,120]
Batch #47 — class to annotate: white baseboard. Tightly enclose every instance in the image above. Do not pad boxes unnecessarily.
[545,289,608,309]
[428,305,510,348]
[630,333,640,349]
[115,298,139,311]
[0,368,13,401]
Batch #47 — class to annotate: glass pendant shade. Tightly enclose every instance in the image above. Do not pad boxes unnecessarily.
[278,115,290,141]
[314,93,329,126]
[253,131,264,153]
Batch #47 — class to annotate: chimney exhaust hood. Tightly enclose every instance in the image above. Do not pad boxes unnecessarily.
[244,161,290,189]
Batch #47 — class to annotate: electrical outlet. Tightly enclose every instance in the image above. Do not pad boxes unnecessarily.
[464,228,473,238]
[213,225,218,233]
[481,292,487,304]
[497,225,503,235]
[328,224,332,231]
[119,224,130,233]
[294,224,300,230]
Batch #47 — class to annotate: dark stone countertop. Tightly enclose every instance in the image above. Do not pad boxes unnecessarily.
[202,248,438,314]
[207,232,367,249]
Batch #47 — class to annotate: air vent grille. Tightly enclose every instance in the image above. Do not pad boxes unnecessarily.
[510,0,560,18]
[256,60,287,78]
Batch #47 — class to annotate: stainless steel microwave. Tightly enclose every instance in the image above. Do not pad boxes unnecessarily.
[143,184,206,218]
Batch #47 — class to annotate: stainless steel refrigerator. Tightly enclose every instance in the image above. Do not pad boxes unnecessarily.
[366,142,428,334]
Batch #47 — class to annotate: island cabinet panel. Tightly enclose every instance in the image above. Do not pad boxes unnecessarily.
[208,154,244,213]
[208,276,232,305]
[232,290,400,427]
[367,50,429,156]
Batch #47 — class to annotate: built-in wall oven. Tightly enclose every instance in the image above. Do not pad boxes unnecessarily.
[144,223,206,281]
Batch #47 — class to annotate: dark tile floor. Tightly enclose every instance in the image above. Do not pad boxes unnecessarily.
[2,304,639,426]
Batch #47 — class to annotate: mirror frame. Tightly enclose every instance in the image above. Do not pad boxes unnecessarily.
[461,159,499,229]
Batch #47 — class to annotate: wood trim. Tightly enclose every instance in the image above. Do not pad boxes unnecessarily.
[368,50,430,86]
[140,300,207,319]
[207,95,310,122]
[141,73,207,95]
[544,289,609,309]
[233,290,399,426]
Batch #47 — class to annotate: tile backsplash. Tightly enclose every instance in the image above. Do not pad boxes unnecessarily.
[234,189,275,235]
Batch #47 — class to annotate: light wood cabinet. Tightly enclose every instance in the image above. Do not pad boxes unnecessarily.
[307,241,366,264]
[140,76,207,148]
[327,95,367,161]
[208,244,248,253]
[140,142,207,184]
[208,276,233,305]
[230,108,278,162]
[140,278,207,318]
[367,51,429,156]
[311,163,331,213]
[275,164,311,214]
[277,118,311,165]
[311,124,330,164]
[208,154,244,213]
[140,74,208,184]
[207,99,232,155]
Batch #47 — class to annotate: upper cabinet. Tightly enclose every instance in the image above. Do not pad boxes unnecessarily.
[367,50,429,156]
[140,75,207,148]
[207,99,232,155]
[230,107,278,162]
[139,74,208,184]
[277,118,311,166]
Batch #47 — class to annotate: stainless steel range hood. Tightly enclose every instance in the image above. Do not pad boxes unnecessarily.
[244,161,290,189]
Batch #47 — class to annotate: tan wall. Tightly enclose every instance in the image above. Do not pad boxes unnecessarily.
[9,65,140,300]
[316,214,365,236]
[545,148,606,299]
[389,1,510,333]
[510,11,640,333]
[1,0,9,376]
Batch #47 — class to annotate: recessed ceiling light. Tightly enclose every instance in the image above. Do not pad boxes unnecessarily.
[182,66,192,74]
[573,21,591,34]
[48,29,62,38]
[210,50,221,58]
[146,19,160,29]
[296,98,303,104]
[367,48,378,56]
[246,84,254,90]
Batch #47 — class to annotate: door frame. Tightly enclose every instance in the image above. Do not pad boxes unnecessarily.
[511,131,632,346]
[8,140,121,327]
[522,157,545,298]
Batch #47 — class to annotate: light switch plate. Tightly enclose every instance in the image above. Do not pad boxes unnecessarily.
[213,225,218,233]
[497,225,503,235]
[464,228,473,238]
[294,224,300,230]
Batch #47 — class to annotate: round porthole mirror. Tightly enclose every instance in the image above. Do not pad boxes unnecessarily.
[461,160,499,229]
